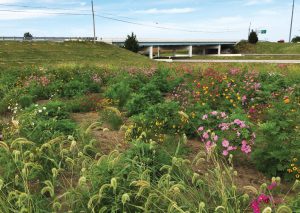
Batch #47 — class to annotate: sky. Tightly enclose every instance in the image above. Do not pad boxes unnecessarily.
[0,0,299,41]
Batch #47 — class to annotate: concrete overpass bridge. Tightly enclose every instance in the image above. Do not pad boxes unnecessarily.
[104,38,239,59]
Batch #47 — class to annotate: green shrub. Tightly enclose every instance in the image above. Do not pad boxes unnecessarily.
[62,80,87,98]
[252,101,300,179]
[100,108,123,130]
[105,81,132,108]
[126,93,148,115]
[248,30,258,44]
[18,95,34,108]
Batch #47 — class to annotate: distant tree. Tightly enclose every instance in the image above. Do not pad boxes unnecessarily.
[248,30,258,44]
[292,36,300,43]
[24,32,33,40]
[124,32,139,53]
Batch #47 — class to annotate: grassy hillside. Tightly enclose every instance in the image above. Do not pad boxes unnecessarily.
[235,41,300,54]
[0,41,153,68]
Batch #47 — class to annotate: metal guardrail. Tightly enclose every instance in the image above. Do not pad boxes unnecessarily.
[0,37,97,41]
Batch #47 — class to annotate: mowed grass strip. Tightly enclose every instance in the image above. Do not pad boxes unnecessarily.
[235,41,300,54]
[0,41,153,68]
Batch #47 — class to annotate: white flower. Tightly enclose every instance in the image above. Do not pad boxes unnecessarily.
[42,107,46,110]
[38,109,42,113]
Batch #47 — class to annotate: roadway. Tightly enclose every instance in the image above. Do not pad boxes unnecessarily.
[157,59,300,64]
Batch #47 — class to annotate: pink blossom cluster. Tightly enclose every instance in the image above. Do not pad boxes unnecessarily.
[233,119,247,128]
[91,74,102,84]
[241,140,251,154]
[222,139,237,156]
[198,111,255,156]
[24,75,50,87]
[251,194,270,213]
[229,68,241,75]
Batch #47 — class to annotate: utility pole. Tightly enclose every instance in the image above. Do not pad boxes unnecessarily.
[289,0,295,42]
[91,0,96,43]
[248,22,252,37]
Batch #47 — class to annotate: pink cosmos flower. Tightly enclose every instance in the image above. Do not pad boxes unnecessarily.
[242,95,247,105]
[202,114,208,120]
[221,112,227,118]
[205,141,214,151]
[267,182,277,190]
[222,150,229,156]
[241,140,252,154]
[198,126,204,131]
[211,111,218,116]
[213,135,218,141]
[251,194,270,213]
[203,132,209,140]
[237,131,241,137]
[222,139,229,148]
[228,146,237,151]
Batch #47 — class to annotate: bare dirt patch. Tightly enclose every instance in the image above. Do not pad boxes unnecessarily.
[187,139,268,189]
[71,112,128,155]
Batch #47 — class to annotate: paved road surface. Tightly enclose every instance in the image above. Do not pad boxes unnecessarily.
[158,59,300,64]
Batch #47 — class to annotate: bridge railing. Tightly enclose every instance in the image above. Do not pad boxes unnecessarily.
[0,37,97,41]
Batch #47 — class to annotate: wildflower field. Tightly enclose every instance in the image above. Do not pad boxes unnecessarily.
[0,43,300,212]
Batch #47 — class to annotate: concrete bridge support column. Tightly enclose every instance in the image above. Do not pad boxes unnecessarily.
[157,46,160,58]
[188,45,193,57]
[202,48,206,55]
[218,44,221,55]
[149,46,153,59]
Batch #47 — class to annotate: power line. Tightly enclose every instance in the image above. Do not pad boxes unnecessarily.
[0,7,240,34]
[0,3,90,12]
[0,3,135,20]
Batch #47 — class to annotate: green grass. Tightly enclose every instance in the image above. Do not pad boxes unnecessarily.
[0,41,153,68]
[235,41,300,54]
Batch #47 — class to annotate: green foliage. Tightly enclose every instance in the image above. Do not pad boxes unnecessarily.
[124,32,139,53]
[248,30,259,44]
[61,80,87,98]
[16,102,76,144]
[18,95,34,108]
[100,108,123,130]
[105,81,132,108]
[23,32,33,40]
[252,101,300,178]
[292,36,300,43]
[126,82,163,115]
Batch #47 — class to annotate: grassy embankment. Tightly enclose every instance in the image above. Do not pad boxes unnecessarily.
[0,41,152,69]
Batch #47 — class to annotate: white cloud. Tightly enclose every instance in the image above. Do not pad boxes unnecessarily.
[245,0,272,6]
[136,8,196,14]
[0,0,20,2]
[0,9,57,20]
